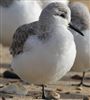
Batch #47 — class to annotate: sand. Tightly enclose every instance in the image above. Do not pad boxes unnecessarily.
[0,44,90,100]
[0,0,90,99]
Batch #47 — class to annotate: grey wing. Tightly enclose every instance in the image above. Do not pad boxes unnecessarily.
[10,21,38,57]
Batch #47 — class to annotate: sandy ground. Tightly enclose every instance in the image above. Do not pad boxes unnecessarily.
[0,44,90,100]
[0,1,90,99]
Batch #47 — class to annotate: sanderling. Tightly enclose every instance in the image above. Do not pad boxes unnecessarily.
[10,2,84,98]
[0,0,41,46]
[69,2,90,87]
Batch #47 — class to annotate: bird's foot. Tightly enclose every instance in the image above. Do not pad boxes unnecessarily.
[42,95,46,99]
[41,84,46,99]
[72,81,83,87]
[72,82,90,87]
[81,83,90,87]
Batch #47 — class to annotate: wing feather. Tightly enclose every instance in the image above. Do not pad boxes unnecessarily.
[10,21,38,56]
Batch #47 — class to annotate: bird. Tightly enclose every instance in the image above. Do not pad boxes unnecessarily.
[39,0,69,9]
[10,2,84,99]
[0,0,41,46]
[69,2,90,87]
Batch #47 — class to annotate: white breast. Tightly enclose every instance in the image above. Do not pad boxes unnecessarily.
[71,29,90,72]
[12,26,76,84]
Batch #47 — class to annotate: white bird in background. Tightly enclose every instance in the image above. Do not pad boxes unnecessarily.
[0,0,42,46]
[69,2,90,87]
[10,2,83,98]
[39,0,69,9]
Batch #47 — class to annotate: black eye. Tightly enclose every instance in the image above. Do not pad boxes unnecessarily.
[60,13,66,18]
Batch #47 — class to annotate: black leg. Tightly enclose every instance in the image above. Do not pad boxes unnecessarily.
[81,72,90,87]
[72,72,85,86]
[41,84,46,99]
[72,72,90,87]
[78,72,85,86]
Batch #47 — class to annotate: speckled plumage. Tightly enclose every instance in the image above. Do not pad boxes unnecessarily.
[10,21,38,56]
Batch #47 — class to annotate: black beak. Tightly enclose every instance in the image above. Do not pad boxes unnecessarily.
[69,23,84,36]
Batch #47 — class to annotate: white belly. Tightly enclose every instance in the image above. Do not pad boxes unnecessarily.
[12,27,76,84]
[71,30,90,72]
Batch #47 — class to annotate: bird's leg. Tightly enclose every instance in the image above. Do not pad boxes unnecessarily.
[81,72,90,87]
[72,72,84,86]
[41,84,46,99]
[72,72,85,86]
[72,72,90,87]
[78,72,85,86]
[78,72,90,87]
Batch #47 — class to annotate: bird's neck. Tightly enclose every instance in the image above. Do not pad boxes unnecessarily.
[39,18,68,33]
[38,20,68,41]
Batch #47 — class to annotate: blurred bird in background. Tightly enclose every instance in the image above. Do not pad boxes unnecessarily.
[0,0,42,46]
[69,2,90,87]
[39,0,69,8]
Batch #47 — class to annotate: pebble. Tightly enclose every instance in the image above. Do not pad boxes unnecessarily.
[0,84,4,88]
[45,90,60,99]
[71,75,82,80]
[76,91,80,93]
[56,88,62,92]
[65,92,70,94]
[0,83,28,96]
[76,86,82,90]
